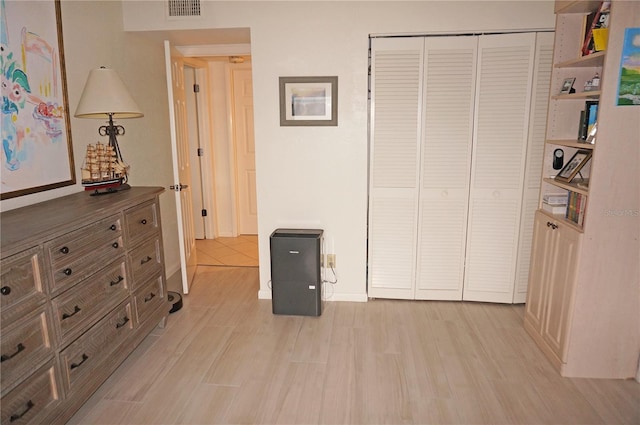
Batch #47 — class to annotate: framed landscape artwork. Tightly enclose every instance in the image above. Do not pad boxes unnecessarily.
[1,0,75,200]
[617,27,640,106]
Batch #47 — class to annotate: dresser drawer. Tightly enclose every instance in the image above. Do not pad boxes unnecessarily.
[125,200,159,247]
[0,360,61,425]
[47,215,122,266]
[47,235,125,295]
[129,237,163,289]
[1,247,48,324]
[59,301,134,394]
[52,259,130,346]
[1,304,55,396]
[133,273,166,326]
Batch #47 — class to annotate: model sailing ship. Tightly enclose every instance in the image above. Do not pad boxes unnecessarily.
[81,142,129,194]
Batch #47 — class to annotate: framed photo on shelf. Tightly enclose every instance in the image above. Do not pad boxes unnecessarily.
[555,149,592,183]
[1,0,76,200]
[279,76,338,126]
[560,77,576,94]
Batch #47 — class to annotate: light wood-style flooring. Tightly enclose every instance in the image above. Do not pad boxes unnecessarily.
[68,266,639,424]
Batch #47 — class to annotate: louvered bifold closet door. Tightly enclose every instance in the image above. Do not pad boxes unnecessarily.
[368,37,424,299]
[513,32,554,303]
[414,36,477,300]
[463,33,537,303]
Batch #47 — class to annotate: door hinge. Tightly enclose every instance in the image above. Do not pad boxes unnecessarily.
[193,83,200,93]
[197,147,204,156]
[201,209,207,217]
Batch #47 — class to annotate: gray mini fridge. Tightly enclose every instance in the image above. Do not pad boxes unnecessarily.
[270,229,323,316]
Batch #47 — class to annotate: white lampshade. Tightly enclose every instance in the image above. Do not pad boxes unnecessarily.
[75,67,143,119]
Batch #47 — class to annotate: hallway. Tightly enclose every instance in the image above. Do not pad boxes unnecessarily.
[195,235,258,267]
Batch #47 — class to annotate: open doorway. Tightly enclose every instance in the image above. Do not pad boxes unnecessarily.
[183,56,258,267]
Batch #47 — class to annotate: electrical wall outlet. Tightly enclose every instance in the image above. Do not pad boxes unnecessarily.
[327,254,336,268]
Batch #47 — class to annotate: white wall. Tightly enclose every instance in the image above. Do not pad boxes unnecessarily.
[123,1,555,300]
[128,1,555,301]
[0,1,182,279]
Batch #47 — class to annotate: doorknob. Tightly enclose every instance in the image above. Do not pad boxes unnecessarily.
[169,184,189,191]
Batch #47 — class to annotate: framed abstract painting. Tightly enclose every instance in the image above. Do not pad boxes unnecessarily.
[1,0,75,200]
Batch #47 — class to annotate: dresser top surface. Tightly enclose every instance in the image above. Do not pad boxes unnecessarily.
[1,186,165,254]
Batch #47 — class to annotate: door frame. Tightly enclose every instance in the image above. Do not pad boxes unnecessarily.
[184,57,217,239]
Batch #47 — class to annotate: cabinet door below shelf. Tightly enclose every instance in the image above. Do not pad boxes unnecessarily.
[524,212,555,333]
[542,220,582,362]
[525,210,583,368]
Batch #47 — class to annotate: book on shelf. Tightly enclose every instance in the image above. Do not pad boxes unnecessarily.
[565,191,587,226]
[542,202,567,215]
[582,1,611,56]
[543,193,568,205]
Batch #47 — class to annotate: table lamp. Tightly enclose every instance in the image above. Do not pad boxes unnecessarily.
[75,67,143,194]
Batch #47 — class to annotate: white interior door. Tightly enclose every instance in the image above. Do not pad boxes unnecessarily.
[462,33,536,303]
[368,32,551,303]
[185,66,205,239]
[231,65,258,235]
[367,37,424,299]
[164,40,198,294]
[415,36,478,300]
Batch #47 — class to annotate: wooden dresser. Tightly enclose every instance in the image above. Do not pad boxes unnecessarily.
[0,186,169,424]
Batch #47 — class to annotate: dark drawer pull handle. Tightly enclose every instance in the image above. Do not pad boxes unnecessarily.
[60,246,70,254]
[110,275,124,286]
[141,256,153,265]
[116,316,130,328]
[1,343,25,362]
[141,219,148,225]
[62,305,81,320]
[70,353,89,370]
[63,268,73,276]
[144,292,156,303]
[112,242,119,249]
[110,224,117,231]
[1,285,11,295]
[10,399,34,422]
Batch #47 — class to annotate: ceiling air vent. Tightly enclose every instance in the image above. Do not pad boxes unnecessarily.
[168,0,201,17]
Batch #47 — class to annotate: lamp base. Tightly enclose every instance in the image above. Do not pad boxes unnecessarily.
[88,183,131,196]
